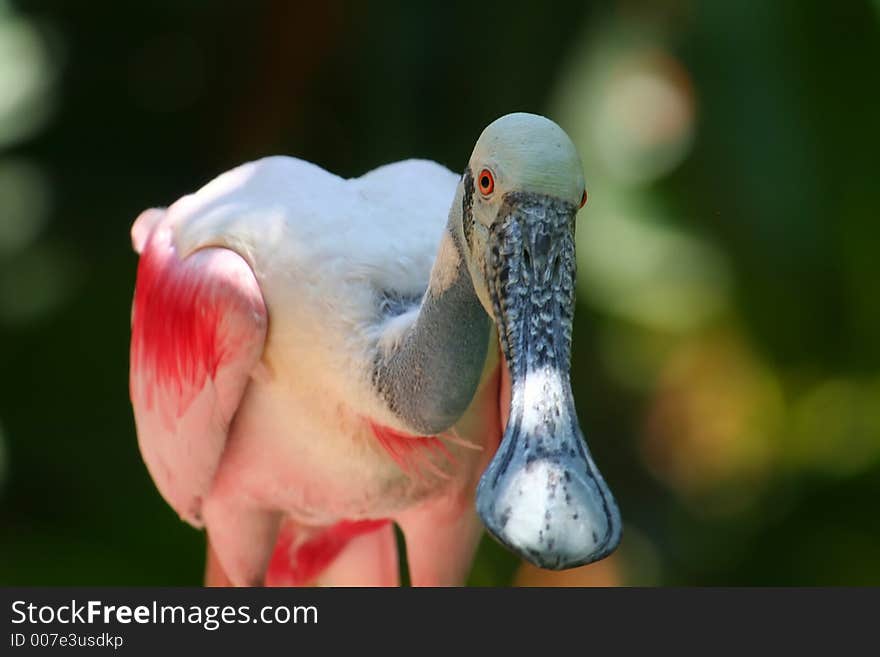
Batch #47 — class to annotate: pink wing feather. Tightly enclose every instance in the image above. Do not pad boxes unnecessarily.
[129,208,267,527]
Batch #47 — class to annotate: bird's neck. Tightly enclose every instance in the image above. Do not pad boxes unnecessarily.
[371,190,493,436]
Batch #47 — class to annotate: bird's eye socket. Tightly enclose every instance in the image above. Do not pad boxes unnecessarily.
[579,189,588,209]
[478,168,495,196]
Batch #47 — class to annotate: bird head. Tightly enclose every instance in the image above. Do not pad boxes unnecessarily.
[459,113,622,570]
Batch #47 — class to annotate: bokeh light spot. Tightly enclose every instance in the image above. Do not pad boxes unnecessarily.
[0,242,84,325]
[0,9,57,147]
[788,378,880,477]
[641,332,784,514]
[594,49,695,185]
[577,196,731,333]
[552,22,696,187]
[0,157,51,255]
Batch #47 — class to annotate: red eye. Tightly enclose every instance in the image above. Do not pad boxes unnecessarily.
[478,168,494,195]
[579,189,588,209]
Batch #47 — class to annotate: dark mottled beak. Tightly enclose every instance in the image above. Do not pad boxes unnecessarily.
[476,192,622,570]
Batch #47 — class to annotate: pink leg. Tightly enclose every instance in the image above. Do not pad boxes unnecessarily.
[202,498,281,586]
[205,540,232,586]
[396,494,484,587]
[316,523,400,587]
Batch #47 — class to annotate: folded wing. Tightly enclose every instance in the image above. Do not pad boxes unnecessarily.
[129,208,267,526]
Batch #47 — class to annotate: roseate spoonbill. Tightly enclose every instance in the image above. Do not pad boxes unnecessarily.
[129,113,622,586]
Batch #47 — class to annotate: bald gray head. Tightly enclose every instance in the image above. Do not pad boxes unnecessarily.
[471,112,586,200]
[456,113,621,569]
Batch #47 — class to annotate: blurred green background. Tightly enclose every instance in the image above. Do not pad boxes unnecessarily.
[1,0,878,586]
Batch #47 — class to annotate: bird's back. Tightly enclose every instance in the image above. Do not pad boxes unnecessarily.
[170,155,458,302]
